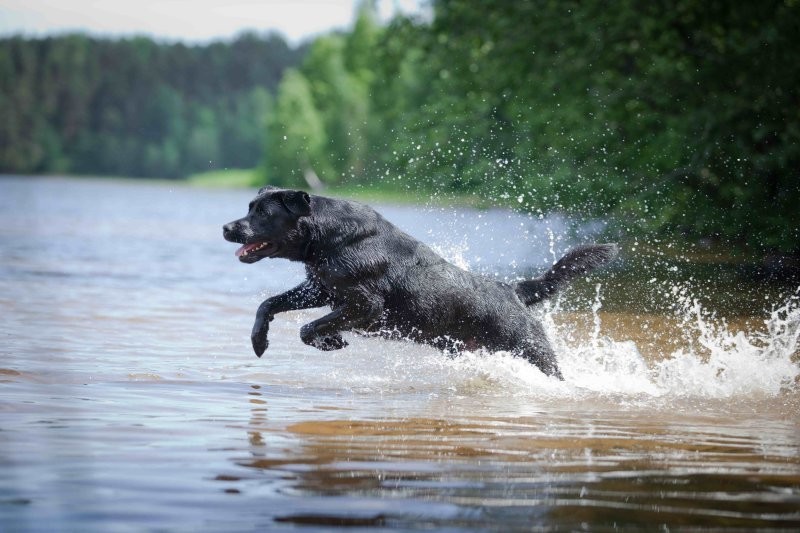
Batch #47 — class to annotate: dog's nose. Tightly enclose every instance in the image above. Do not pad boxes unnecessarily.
[222,222,235,239]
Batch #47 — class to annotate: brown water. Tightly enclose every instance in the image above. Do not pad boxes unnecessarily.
[1,176,798,531]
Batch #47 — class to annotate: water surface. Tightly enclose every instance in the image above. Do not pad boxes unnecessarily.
[1,177,798,531]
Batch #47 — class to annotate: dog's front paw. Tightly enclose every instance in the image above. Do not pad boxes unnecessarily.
[251,312,272,357]
[251,332,269,357]
[315,334,348,351]
[300,324,348,351]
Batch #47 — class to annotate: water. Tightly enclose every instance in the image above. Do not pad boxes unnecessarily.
[1,176,798,531]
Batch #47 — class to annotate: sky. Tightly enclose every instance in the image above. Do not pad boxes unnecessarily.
[0,0,424,44]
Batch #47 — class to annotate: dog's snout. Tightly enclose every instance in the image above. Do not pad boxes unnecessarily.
[222,222,238,240]
[223,219,253,243]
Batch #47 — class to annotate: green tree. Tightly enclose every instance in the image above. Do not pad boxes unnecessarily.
[263,69,329,187]
[300,35,371,183]
[263,31,374,186]
[185,107,221,172]
[344,0,380,84]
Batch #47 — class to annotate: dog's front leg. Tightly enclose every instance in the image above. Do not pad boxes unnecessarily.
[252,280,329,357]
[299,298,383,351]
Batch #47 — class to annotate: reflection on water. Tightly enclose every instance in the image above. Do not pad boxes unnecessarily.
[248,415,800,529]
[1,176,799,531]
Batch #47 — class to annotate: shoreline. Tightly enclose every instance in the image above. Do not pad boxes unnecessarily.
[1,171,487,207]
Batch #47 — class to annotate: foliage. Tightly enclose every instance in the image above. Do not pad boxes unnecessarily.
[0,32,301,178]
[261,0,800,253]
[263,68,329,186]
[261,5,375,186]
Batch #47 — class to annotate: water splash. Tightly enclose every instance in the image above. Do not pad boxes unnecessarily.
[308,284,800,403]
[649,287,800,398]
[546,285,800,399]
[429,240,471,271]
[547,284,661,396]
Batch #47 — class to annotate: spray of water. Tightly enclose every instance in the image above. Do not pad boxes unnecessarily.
[538,284,798,399]
[309,275,800,404]
[647,287,800,398]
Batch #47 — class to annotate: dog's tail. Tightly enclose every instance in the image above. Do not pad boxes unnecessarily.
[515,243,618,306]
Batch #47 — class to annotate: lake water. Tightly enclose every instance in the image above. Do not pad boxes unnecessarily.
[1,176,798,531]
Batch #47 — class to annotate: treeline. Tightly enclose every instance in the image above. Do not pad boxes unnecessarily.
[0,32,303,178]
[264,1,800,252]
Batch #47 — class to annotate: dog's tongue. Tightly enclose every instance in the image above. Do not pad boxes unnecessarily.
[235,242,260,257]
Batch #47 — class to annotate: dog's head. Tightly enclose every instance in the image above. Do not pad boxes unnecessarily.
[223,186,311,263]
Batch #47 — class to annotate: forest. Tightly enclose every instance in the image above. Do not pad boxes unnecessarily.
[0,32,302,178]
[1,0,798,253]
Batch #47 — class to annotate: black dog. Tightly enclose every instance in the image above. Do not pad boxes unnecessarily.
[223,186,617,378]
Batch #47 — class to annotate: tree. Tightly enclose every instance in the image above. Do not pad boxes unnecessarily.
[263,69,329,187]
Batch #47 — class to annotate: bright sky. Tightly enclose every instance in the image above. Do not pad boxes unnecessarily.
[0,0,424,44]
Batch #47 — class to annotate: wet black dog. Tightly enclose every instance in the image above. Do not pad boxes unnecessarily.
[223,186,617,378]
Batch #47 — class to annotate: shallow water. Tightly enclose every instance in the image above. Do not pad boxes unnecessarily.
[1,176,798,531]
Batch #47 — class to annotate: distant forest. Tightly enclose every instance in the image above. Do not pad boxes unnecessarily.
[2,0,799,253]
[0,32,302,178]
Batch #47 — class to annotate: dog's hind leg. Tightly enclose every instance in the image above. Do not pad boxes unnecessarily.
[519,322,563,380]
[251,280,330,357]
[521,344,563,380]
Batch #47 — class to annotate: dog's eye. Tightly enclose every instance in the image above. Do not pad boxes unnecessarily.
[248,202,255,212]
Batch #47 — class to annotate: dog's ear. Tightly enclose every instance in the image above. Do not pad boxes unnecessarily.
[278,190,311,217]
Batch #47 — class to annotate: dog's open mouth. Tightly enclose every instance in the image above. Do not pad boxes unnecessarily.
[235,240,275,262]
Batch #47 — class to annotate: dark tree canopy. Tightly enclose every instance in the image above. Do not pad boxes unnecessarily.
[263,0,799,252]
